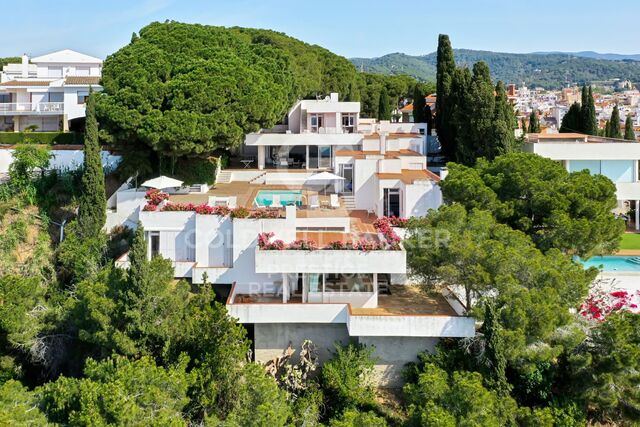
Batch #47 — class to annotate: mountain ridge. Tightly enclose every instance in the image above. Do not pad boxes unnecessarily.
[351,49,640,89]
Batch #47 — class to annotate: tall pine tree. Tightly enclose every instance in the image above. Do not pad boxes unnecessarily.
[488,81,517,159]
[560,102,582,133]
[435,34,456,159]
[378,87,391,121]
[624,115,636,140]
[608,105,622,139]
[528,110,541,133]
[78,90,106,238]
[412,84,426,123]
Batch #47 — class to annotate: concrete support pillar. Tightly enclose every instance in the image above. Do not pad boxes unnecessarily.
[257,146,266,170]
[62,114,69,131]
[282,273,289,304]
[305,145,309,170]
[373,273,378,307]
[636,200,639,231]
[13,116,19,132]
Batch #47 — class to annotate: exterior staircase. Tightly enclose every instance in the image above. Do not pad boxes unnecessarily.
[249,172,268,185]
[216,170,233,184]
[340,194,355,210]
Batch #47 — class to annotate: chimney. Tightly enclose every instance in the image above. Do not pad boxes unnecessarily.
[439,167,449,180]
[21,54,28,78]
[329,92,339,102]
[379,132,387,155]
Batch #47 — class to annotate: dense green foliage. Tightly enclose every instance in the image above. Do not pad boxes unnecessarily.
[606,105,623,138]
[434,36,518,163]
[560,102,582,133]
[625,114,636,140]
[352,49,640,89]
[528,110,540,133]
[77,93,106,238]
[435,34,456,159]
[377,87,391,120]
[0,131,83,145]
[440,153,624,256]
[580,86,598,135]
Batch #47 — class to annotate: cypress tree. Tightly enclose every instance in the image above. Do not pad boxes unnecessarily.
[77,90,106,238]
[609,105,622,139]
[560,102,582,133]
[624,115,635,140]
[488,81,516,158]
[424,104,434,136]
[521,118,528,134]
[528,110,541,133]
[129,223,148,290]
[482,302,510,397]
[604,120,611,137]
[435,34,456,159]
[584,86,598,135]
[378,87,391,121]
[449,67,472,163]
[455,62,494,164]
[412,84,426,123]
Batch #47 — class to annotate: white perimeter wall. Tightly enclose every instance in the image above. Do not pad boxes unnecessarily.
[0,148,121,174]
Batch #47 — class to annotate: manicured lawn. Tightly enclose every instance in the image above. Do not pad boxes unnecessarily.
[620,233,640,250]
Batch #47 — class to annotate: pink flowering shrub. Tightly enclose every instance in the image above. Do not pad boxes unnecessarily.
[145,188,169,206]
[579,287,640,322]
[373,217,402,250]
[142,203,157,211]
[288,239,318,251]
[257,232,286,250]
[249,208,280,219]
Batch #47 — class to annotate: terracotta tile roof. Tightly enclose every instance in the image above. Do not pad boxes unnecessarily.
[0,80,53,87]
[376,169,440,184]
[335,149,423,159]
[400,103,413,113]
[65,76,101,85]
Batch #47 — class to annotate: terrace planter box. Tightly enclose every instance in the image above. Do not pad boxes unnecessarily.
[255,247,406,274]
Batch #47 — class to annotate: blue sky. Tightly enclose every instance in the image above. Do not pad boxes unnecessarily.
[3,0,640,59]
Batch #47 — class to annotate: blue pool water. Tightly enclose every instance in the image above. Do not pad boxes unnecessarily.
[580,256,640,272]
[255,190,303,207]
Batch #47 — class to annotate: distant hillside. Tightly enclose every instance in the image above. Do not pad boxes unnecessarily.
[534,51,640,62]
[351,49,640,89]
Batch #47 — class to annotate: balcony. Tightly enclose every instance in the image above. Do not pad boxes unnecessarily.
[0,102,64,115]
[255,246,406,274]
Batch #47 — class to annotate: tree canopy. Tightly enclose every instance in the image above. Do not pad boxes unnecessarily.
[439,153,624,256]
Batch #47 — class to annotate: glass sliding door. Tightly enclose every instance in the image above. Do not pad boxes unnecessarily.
[318,146,331,169]
[339,163,353,193]
[383,188,401,217]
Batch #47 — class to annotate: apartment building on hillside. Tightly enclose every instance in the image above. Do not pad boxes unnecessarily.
[0,49,102,132]
[106,93,473,384]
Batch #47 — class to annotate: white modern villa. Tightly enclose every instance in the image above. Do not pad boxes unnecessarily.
[107,93,474,384]
[525,132,640,230]
[0,49,102,132]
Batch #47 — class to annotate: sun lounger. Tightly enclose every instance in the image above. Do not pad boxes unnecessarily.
[330,194,340,209]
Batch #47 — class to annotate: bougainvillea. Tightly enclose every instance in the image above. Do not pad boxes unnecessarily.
[248,208,280,219]
[579,286,640,322]
[257,233,390,251]
[373,216,402,249]
[145,188,169,205]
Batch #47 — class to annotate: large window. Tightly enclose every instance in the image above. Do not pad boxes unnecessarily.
[149,232,160,258]
[310,114,323,133]
[75,66,90,76]
[77,91,89,104]
[569,160,634,183]
[341,113,356,133]
[307,273,374,294]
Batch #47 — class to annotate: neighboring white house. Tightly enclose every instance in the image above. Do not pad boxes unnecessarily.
[0,49,102,132]
[107,93,471,384]
[525,133,640,229]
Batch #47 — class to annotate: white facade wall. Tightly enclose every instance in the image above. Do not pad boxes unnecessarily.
[0,147,121,174]
[404,181,442,217]
[353,158,379,211]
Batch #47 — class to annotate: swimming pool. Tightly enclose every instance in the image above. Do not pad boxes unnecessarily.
[255,190,303,207]
[579,256,640,272]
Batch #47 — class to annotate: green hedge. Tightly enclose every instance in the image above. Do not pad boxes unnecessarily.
[0,132,84,145]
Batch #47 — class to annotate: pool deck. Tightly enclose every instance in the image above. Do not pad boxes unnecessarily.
[616,249,640,256]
